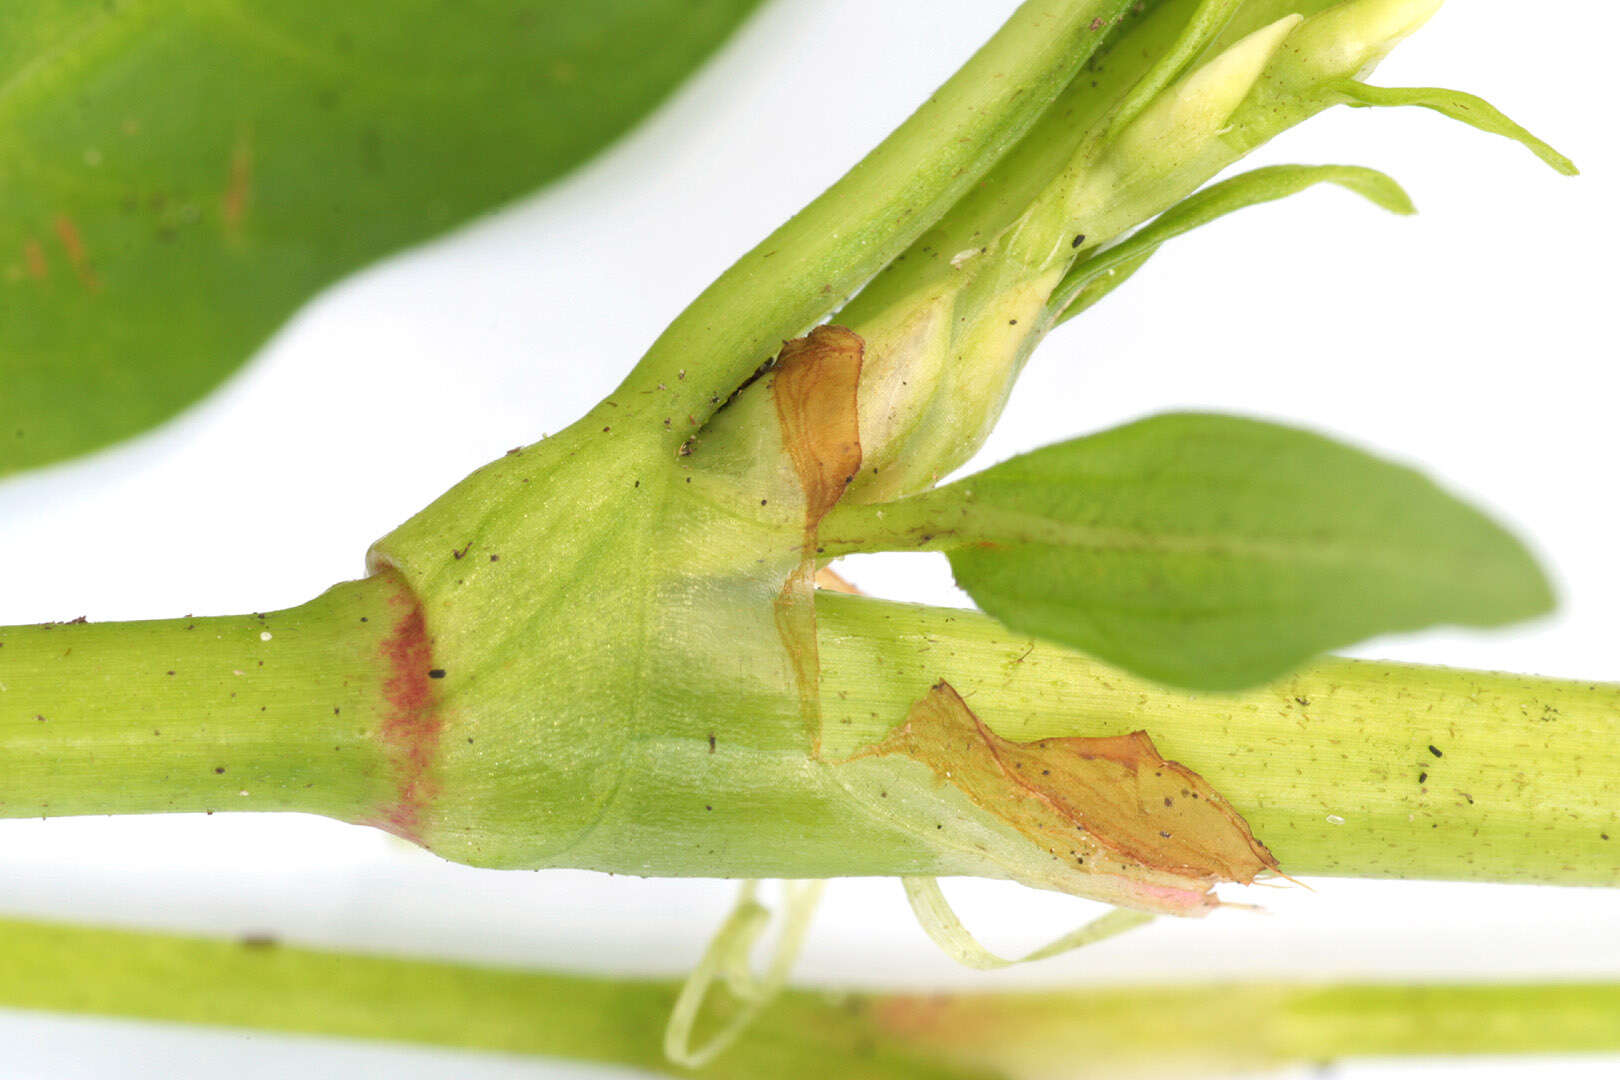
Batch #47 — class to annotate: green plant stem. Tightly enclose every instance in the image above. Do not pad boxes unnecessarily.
[2,915,1617,1079]
[816,593,1620,885]
[3,580,1616,887]
[617,0,1138,431]
[0,575,400,823]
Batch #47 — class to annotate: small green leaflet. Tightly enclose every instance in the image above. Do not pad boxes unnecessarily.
[1048,163,1414,325]
[1,0,761,477]
[1331,81,1577,176]
[826,413,1553,690]
[1045,78,1573,326]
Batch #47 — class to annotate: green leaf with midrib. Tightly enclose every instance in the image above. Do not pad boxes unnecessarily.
[1,0,761,476]
[907,412,1553,690]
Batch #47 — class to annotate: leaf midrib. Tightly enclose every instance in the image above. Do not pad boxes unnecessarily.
[948,502,1517,577]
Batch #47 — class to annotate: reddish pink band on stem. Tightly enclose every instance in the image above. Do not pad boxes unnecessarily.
[363,572,442,844]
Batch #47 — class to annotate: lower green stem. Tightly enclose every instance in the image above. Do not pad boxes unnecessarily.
[2,914,1616,1079]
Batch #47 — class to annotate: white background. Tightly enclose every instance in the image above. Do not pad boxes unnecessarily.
[2,1,1617,1077]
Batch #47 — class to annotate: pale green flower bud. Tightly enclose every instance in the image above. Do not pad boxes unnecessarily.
[1280,0,1445,83]
[1103,14,1303,193]
[1016,12,1306,273]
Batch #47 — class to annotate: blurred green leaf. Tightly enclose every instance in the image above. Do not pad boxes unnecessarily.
[865,413,1553,689]
[1,0,760,476]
